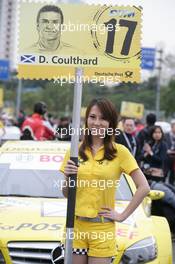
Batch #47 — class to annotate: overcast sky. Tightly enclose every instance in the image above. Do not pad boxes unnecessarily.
[82,0,175,54]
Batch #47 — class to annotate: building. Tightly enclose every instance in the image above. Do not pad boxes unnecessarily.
[0,0,18,70]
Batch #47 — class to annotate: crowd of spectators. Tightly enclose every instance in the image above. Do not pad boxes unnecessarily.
[0,103,175,235]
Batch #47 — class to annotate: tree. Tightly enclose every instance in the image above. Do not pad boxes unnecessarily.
[161,80,175,116]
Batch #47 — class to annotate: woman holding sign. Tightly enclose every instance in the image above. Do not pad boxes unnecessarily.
[60,98,150,264]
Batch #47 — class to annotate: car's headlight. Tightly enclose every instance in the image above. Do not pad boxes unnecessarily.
[0,251,6,263]
[120,236,157,264]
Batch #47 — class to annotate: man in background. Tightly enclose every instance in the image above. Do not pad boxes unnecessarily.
[116,118,140,162]
[21,101,55,140]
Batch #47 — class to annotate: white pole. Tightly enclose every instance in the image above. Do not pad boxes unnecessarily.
[64,67,83,264]
[155,49,163,120]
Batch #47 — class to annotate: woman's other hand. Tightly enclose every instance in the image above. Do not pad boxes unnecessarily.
[98,207,125,222]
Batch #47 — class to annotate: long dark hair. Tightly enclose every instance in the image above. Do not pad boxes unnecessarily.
[150,125,164,144]
[79,98,118,161]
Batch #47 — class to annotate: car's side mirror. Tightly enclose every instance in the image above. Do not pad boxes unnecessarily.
[147,190,165,200]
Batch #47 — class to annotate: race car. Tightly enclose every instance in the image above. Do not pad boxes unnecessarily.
[0,140,173,264]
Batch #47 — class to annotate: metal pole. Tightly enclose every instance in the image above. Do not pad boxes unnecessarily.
[16,78,22,118]
[155,49,163,120]
[64,67,83,264]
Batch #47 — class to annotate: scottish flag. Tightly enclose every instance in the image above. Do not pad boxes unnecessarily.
[21,55,36,63]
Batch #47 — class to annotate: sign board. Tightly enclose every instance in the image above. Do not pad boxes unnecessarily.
[0,87,4,107]
[81,107,86,118]
[120,101,144,119]
[0,60,10,81]
[18,2,142,83]
[0,153,64,170]
[141,48,156,70]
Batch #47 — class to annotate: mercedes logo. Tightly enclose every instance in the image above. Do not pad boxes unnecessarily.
[51,246,64,264]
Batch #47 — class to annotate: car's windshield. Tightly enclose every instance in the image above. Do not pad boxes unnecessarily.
[0,163,65,198]
[115,174,133,201]
[0,164,133,200]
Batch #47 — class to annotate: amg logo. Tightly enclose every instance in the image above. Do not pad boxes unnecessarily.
[109,10,135,17]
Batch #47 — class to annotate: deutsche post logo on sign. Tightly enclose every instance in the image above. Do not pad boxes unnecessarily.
[18,2,142,82]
